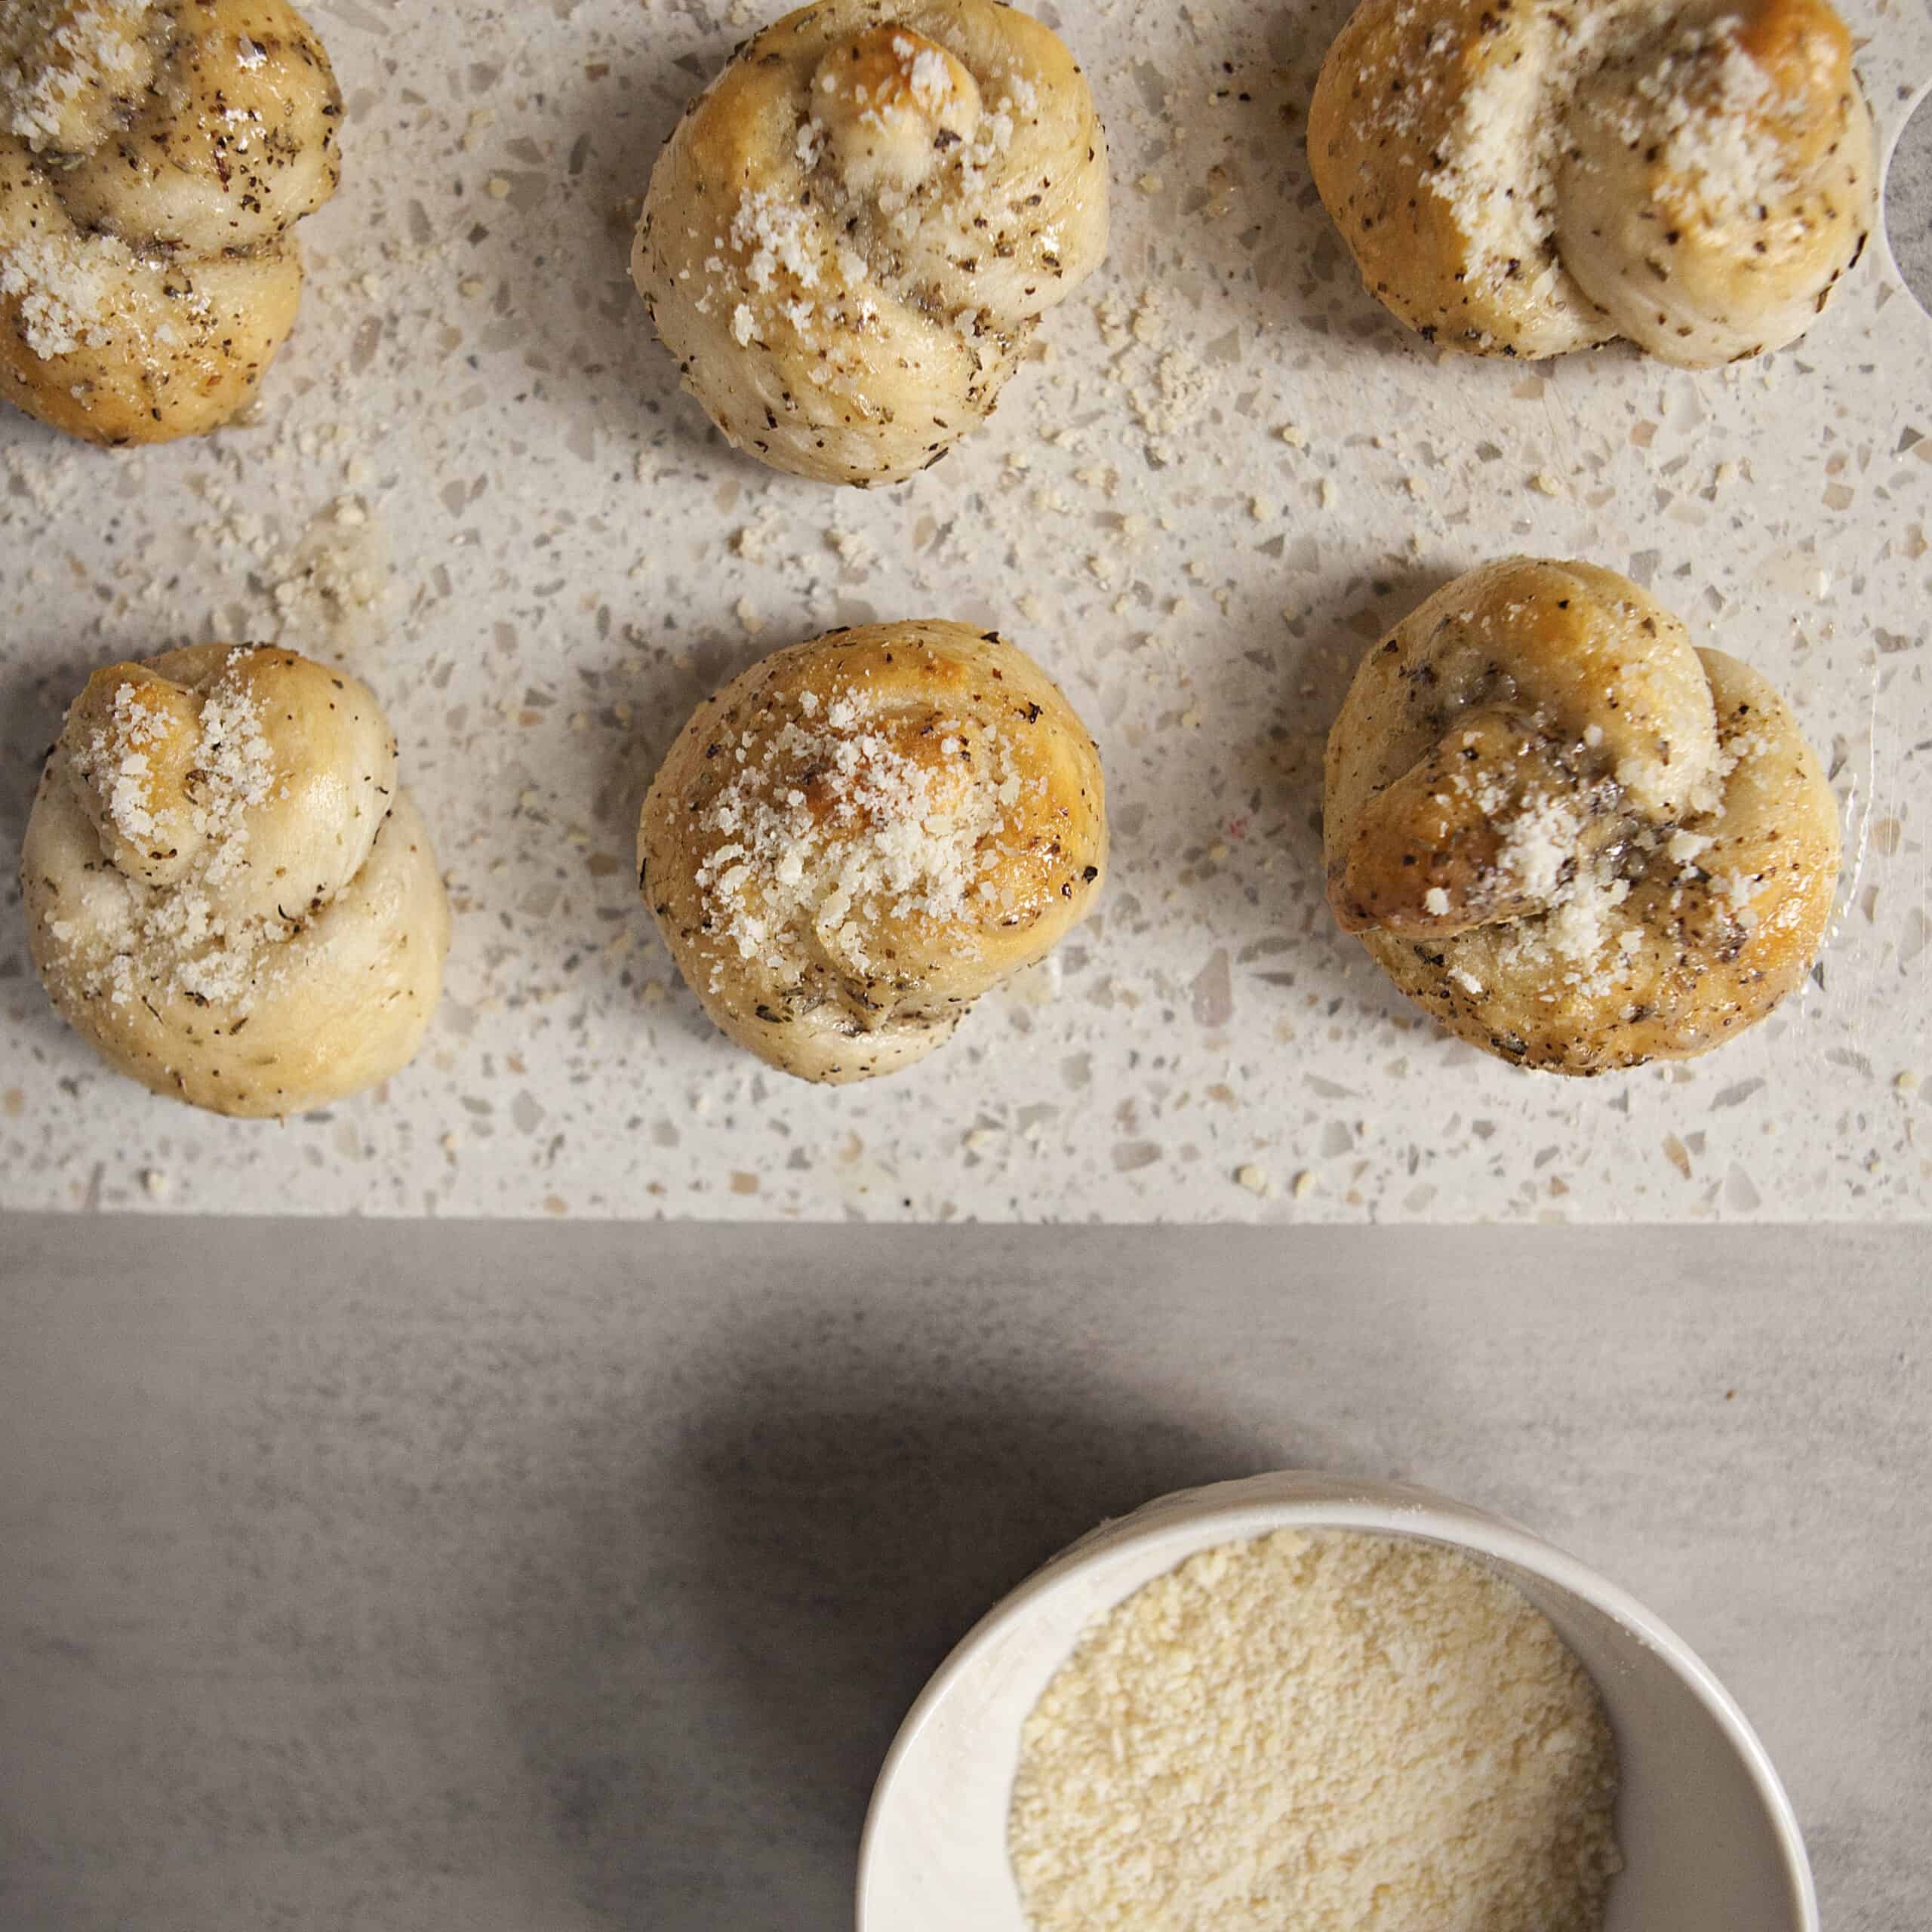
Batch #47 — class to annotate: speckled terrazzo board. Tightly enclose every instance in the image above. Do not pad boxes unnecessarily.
[2,0,1930,1222]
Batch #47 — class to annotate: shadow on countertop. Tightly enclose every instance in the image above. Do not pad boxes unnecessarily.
[495,1290,1304,1930]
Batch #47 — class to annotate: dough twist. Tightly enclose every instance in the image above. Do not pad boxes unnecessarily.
[0,0,341,444]
[639,620,1106,1082]
[21,645,449,1115]
[632,0,1108,485]
[1324,559,1838,1072]
[1309,0,1875,365]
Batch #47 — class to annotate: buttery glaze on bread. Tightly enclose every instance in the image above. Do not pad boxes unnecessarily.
[21,645,449,1115]
[638,620,1106,1082]
[1324,559,1838,1072]
[1308,0,1875,365]
[632,0,1108,485]
[0,0,342,443]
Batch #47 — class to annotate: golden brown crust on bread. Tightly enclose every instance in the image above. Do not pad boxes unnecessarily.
[0,0,341,443]
[632,0,1108,485]
[21,644,448,1115]
[1324,558,1838,1072]
[1308,0,1875,365]
[639,620,1106,1082]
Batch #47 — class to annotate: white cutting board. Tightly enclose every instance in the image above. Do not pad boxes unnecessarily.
[2,0,1928,1223]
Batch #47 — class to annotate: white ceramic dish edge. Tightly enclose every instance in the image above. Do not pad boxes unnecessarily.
[856,1470,1818,1932]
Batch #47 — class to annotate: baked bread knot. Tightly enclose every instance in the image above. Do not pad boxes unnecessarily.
[1324,559,1838,1072]
[21,645,449,1115]
[639,620,1106,1082]
[1308,0,1875,365]
[0,0,342,444]
[631,0,1108,485]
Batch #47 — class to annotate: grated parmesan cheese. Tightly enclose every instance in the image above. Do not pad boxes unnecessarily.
[729,188,823,295]
[1622,19,1787,221]
[692,685,1032,980]
[710,39,1034,358]
[0,0,153,149]
[900,39,955,113]
[1429,6,1575,295]
[0,226,137,359]
[1009,1528,1622,1932]
[1429,2,1799,298]
[1495,788,1578,900]
[65,652,283,1012]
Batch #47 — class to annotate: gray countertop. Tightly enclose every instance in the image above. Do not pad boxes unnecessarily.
[2,1215,1926,1930]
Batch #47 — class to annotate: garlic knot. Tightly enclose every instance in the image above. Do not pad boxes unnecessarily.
[21,643,450,1116]
[631,0,1109,486]
[1324,559,1839,1073]
[0,0,343,443]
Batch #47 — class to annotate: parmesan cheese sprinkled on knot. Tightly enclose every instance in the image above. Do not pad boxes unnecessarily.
[631,0,1109,486]
[639,620,1106,1083]
[813,25,981,195]
[21,645,450,1116]
[1324,558,1839,1073]
[0,0,342,443]
[1308,0,1875,365]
